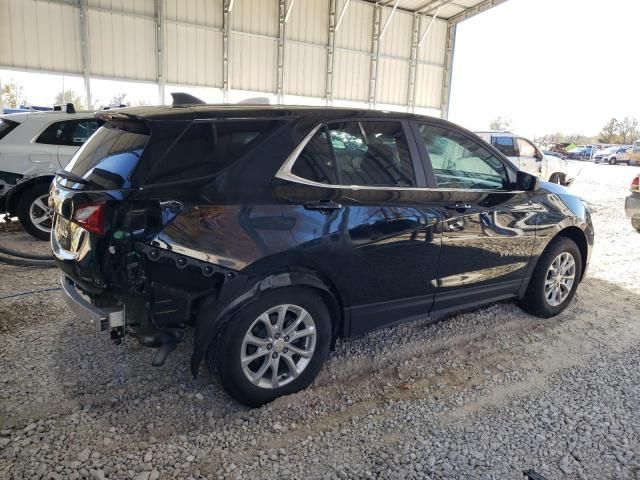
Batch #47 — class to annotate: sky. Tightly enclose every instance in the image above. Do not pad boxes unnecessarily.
[448,0,640,139]
[2,0,638,139]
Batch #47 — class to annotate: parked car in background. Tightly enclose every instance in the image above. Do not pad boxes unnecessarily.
[567,145,597,160]
[543,150,566,160]
[628,141,640,166]
[593,146,631,165]
[475,131,573,185]
[0,105,98,239]
[625,174,640,232]
[52,105,593,406]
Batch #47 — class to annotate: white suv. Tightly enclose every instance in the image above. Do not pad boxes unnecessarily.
[475,131,574,186]
[0,108,97,239]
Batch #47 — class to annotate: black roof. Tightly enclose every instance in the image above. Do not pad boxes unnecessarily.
[98,104,446,124]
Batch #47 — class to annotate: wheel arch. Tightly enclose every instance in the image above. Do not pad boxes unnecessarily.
[5,175,54,216]
[190,266,346,378]
[556,226,588,282]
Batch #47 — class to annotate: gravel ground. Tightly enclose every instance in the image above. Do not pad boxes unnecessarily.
[1,161,640,480]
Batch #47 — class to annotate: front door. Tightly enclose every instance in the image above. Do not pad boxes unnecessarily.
[414,122,537,315]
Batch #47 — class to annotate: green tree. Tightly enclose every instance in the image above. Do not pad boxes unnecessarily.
[1,81,27,108]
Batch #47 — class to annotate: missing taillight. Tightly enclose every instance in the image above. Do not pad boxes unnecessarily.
[72,201,106,235]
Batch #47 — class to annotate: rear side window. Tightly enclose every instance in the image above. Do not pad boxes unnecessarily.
[0,118,20,141]
[491,136,517,156]
[146,120,281,184]
[36,121,68,145]
[291,120,416,187]
[63,124,150,189]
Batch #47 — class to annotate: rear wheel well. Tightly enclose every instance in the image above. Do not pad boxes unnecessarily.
[6,176,54,215]
[556,227,588,281]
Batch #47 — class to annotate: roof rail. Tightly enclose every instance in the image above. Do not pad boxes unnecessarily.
[53,103,76,114]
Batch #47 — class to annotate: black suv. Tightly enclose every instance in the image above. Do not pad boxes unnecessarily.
[51,105,594,406]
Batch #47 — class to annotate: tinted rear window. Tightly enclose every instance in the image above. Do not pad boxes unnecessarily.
[145,120,282,185]
[63,124,150,189]
[0,118,19,141]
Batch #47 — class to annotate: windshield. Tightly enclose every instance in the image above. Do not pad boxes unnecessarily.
[62,124,150,189]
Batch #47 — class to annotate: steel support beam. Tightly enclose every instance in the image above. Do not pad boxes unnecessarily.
[368,3,381,108]
[418,7,442,46]
[325,0,337,105]
[276,0,286,104]
[223,0,231,102]
[378,0,399,39]
[448,0,508,24]
[285,0,296,22]
[154,0,165,104]
[439,21,456,119]
[79,0,92,108]
[335,0,351,32]
[406,13,419,112]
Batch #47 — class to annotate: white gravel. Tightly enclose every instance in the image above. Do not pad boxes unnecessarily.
[1,161,640,479]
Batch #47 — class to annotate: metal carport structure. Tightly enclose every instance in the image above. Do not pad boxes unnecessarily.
[0,0,507,117]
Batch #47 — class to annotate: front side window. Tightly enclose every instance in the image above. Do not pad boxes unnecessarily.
[67,120,98,146]
[418,124,509,190]
[517,138,537,157]
[491,136,517,157]
[291,120,416,187]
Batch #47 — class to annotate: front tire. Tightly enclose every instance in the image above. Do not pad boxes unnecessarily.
[609,157,617,165]
[16,183,54,241]
[519,237,582,318]
[632,218,640,232]
[211,287,332,407]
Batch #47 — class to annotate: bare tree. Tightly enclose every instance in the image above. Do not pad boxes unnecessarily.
[55,89,85,109]
[617,116,639,144]
[489,116,512,131]
[109,92,128,106]
[599,118,620,143]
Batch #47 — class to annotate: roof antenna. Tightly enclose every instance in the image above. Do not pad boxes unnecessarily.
[171,92,206,106]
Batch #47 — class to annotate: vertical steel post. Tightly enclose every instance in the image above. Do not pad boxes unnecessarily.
[325,0,336,106]
[79,0,92,108]
[223,0,230,103]
[440,21,456,119]
[276,0,286,105]
[368,3,381,109]
[155,0,165,104]
[406,13,419,112]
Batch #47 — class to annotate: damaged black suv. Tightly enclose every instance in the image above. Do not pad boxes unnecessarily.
[52,102,594,406]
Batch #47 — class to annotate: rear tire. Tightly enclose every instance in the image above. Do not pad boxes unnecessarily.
[519,237,582,318]
[211,287,332,407]
[16,183,53,241]
[632,218,640,232]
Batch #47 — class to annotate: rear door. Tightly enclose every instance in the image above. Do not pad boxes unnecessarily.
[413,122,537,316]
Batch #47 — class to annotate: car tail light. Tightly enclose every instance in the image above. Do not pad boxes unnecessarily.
[632,176,640,193]
[72,201,106,235]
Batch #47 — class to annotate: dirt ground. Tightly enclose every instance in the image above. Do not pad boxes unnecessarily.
[1,161,639,479]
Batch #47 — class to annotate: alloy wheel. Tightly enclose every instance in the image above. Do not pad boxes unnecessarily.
[544,252,576,306]
[240,304,317,389]
[29,194,54,233]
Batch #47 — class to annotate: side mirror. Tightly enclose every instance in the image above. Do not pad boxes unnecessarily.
[517,170,540,191]
[535,151,544,161]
